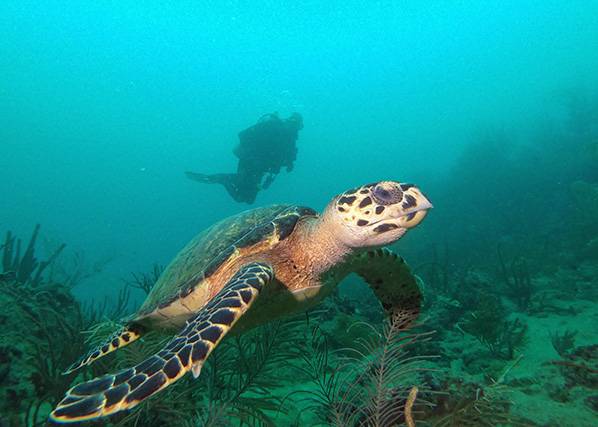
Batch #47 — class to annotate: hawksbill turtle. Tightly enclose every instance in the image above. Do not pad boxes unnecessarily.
[50,180,432,423]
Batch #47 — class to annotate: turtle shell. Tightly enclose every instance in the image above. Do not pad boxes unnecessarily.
[137,204,316,316]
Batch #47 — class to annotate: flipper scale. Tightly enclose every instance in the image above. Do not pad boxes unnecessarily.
[64,324,144,374]
[50,262,273,424]
[353,248,421,323]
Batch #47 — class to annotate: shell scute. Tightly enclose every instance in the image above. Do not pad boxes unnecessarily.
[237,222,275,249]
[137,205,314,317]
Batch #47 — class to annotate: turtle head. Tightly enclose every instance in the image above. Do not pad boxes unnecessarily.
[326,181,432,248]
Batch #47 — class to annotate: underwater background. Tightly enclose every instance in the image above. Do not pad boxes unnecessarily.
[1,1,597,426]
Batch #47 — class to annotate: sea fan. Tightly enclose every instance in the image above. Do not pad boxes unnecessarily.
[298,311,434,426]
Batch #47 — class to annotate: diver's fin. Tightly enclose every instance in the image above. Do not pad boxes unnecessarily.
[50,262,274,424]
[63,324,144,374]
[185,171,213,183]
[352,248,422,324]
[186,171,238,186]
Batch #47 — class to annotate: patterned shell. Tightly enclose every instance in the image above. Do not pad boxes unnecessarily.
[138,205,314,314]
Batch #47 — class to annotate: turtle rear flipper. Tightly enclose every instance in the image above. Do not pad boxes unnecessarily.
[352,248,421,323]
[64,324,145,374]
[50,262,274,424]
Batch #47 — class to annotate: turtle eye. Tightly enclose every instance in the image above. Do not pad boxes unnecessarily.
[372,183,403,205]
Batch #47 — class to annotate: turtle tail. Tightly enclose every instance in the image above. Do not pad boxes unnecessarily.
[64,324,145,375]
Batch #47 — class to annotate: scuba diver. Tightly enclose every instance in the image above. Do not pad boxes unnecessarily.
[186,112,303,204]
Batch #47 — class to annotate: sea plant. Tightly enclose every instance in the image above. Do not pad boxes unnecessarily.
[128,263,164,295]
[497,246,534,312]
[16,284,135,426]
[23,302,87,426]
[0,273,88,425]
[549,329,577,358]
[432,382,526,427]
[298,312,433,426]
[2,224,65,287]
[547,344,598,390]
[52,249,112,289]
[414,242,452,294]
[427,353,530,426]
[461,294,527,360]
[198,319,302,424]
[111,315,305,427]
[570,180,598,231]
[0,226,136,425]
[83,284,133,326]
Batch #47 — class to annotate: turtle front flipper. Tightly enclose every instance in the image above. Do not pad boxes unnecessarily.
[352,248,422,323]
[64,324,145,374]
[49,262,274,424]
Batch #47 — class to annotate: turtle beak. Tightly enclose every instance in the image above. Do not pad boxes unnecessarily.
[396,187,433,229]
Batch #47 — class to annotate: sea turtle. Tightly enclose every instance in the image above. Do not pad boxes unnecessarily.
[50,180,432,423]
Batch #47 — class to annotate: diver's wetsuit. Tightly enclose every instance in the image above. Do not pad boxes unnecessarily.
[186,113,303,204]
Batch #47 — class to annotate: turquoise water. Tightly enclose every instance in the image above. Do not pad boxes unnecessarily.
[1,1,597,426]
